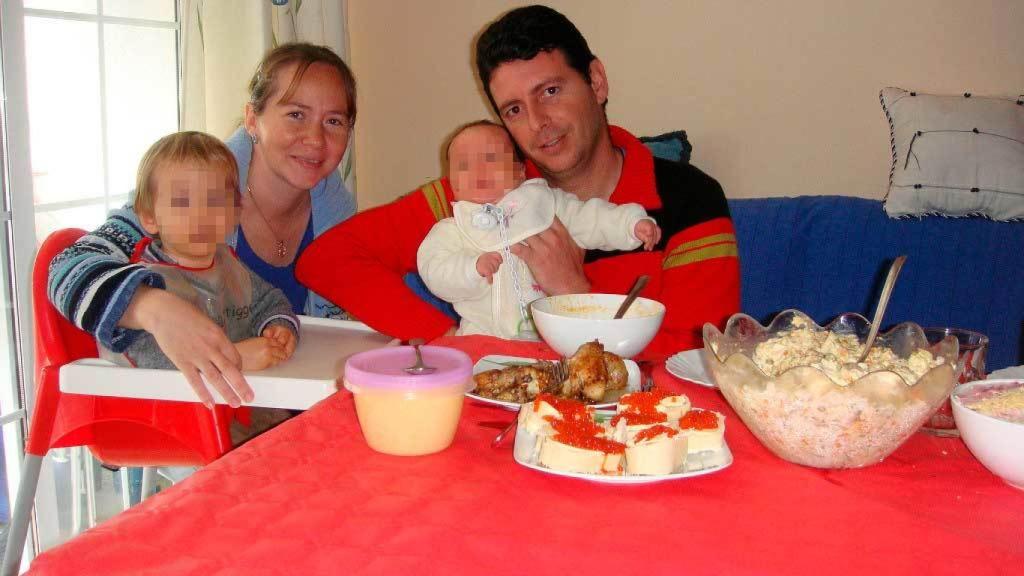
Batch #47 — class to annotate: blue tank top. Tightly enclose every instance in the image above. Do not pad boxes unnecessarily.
[235,216,314,314]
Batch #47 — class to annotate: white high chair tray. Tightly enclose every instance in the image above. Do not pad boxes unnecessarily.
[59,316,396,410]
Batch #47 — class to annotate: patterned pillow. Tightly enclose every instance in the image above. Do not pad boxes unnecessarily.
[880,87,1024,220]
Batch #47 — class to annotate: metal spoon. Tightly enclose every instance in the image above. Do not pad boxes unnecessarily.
[404,341,437,375]
[857,255,907,363]
[491,409,519,448]
[613,275,650,319]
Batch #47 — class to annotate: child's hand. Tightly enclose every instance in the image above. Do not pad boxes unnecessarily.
[236,337,289,371]
[262,324,297,359]
[634,219,662,251]
[476,252,503,284]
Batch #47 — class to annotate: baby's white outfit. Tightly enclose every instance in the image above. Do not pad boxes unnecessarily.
[417,178,652,338]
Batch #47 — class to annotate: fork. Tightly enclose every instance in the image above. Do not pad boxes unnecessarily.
[538,358,570,384]
[491,359,568,449]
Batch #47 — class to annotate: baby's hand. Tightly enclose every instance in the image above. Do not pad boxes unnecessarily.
[236,337,289,372]
[262,324,297,358]
[634,219,662,251]
[476,252,503,284]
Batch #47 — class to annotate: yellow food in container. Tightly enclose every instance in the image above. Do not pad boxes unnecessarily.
[343,346,473,456]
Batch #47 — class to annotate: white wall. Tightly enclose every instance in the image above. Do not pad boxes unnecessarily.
[347,0,1024,208]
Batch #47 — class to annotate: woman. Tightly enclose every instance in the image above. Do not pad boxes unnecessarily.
[48,43,357,408]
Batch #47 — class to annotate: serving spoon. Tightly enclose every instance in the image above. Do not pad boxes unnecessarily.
[613,275,650,319]
[857,255,907,363]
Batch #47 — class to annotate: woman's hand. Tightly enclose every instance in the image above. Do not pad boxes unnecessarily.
[121,286,253,409]
[509,218,590,295]
[236,337,290,371]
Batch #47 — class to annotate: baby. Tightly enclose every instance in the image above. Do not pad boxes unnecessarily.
[99,131,298,373]
[417,121,661,339]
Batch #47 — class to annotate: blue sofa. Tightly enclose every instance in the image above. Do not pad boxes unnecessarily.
[729,195,1023,370]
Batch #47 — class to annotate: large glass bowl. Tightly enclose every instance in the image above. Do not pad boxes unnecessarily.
[703,310,959,468]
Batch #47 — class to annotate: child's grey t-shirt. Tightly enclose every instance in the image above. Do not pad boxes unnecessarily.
[99,240,299,369]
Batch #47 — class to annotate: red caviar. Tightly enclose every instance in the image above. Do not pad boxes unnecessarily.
[618,391,673,415]
[534,394,625,454]
[545,414,603,439]
[551,432,626,455]
[633,425,679,443]
[610,411,667,427]
[534,393,591,423]
[679,409,719,430]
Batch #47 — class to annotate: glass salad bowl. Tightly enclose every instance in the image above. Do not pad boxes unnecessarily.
[703,310,958,468]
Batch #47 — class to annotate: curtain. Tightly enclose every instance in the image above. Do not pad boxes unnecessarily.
[180,0,355,196]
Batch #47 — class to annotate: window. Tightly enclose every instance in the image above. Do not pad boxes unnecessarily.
[0,0,181,566]
[24,0,180,243]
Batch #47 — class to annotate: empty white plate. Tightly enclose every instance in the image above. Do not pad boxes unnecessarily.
[665,349,716,388]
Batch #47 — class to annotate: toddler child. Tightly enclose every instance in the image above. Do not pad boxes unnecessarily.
[99,131,298,378]
[417,121,661,339]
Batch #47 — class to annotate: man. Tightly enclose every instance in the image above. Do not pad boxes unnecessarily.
[296,5,739,356]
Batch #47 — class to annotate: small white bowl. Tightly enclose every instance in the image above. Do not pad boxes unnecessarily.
[951,379,1024,490]
[530,294,665,358]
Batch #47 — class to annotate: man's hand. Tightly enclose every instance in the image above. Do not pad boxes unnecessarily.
[262,324,297,358]
[509,217,590,295]
[475,252,503,284]
[123,286,252,409]
[236,337,290,372]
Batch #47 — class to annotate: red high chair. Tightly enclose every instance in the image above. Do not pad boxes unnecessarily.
[2,229,234,575]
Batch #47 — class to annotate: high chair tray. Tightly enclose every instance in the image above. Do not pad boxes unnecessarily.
[59,316,397,410]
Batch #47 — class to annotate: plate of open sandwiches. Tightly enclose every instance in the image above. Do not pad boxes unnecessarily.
[469,341,641,410]
[512,391,732,484]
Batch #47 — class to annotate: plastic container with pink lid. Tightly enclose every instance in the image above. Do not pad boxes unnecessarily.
[343,346,473,456]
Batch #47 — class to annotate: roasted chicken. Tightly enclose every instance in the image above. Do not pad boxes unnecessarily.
[473,364,561,403]
[473,341,628,403]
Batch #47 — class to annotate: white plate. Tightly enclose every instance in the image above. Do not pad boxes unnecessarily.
[469,355,641,411]
[665,349,716,388]
[988,365,1024,380]
[512,423,733,484]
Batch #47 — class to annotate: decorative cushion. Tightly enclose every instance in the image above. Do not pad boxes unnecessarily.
[879,87,1024,220]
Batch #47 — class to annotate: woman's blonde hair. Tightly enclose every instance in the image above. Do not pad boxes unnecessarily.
[248,42,356,123]
[133,131,239,215]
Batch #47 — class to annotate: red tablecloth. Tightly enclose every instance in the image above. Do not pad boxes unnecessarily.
[28,336,1024,575]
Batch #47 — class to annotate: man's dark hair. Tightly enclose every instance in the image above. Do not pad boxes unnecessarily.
[475,5,597,114]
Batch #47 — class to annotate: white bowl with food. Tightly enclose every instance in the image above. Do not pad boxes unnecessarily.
[951,379,1024,490]
[531,293,665,358]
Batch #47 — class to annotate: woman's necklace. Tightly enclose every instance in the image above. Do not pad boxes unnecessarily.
[246,185,288,260]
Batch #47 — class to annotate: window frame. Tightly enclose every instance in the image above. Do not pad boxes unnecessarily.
[1,0,182,566]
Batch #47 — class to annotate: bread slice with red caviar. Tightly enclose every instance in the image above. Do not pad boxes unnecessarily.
[678,409,725,453]
[525,394,625,474]
[521,391,722,476]
[624,424,688,475]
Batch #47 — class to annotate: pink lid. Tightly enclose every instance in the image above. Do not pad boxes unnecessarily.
[344,346,472,391]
